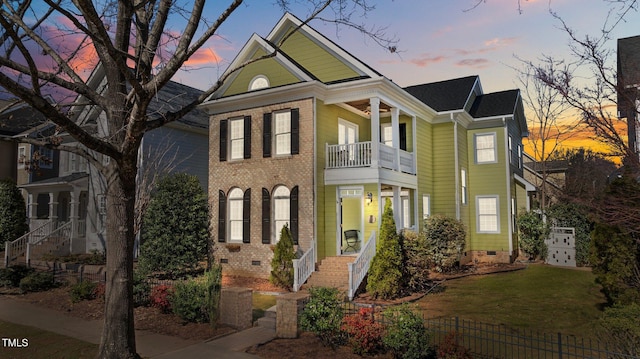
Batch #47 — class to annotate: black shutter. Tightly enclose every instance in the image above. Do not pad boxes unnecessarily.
[400,123,407,151]
[262,188,271,244]
[219,120,228,162]
[290,186,299,245]
[291,108,299,155]
[263,113,272,158]
[243,116,251,159]
[217,190,226,242]
[242,188,251,243]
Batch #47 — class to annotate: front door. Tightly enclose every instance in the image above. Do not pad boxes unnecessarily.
[338,187,363,255]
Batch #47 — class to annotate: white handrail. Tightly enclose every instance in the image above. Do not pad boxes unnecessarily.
[27,221,72,263]
[347,230,376,300]
[293,240,316,292]
[326,142,372,169]
[4,220,55,267]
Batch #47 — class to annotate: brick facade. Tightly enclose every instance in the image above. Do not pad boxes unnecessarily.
[209,98,315,279]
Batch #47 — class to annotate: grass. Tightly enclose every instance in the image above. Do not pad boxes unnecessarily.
[252,292,278,322]
[416,264,607,339]
[0,320,97,359]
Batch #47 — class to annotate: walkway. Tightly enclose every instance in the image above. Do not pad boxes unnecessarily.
[0,297,275,358]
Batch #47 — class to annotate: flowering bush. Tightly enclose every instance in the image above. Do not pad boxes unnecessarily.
[341,307,385,355]
[150,285,174,313]
[437,332,472,359]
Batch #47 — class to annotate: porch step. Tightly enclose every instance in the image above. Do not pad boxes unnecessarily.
[305,256,355,289]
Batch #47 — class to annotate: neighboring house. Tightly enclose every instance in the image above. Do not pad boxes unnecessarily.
[0,99,54,183]
[201,12,534,282]
[6,68,209,263]
[617,35,640,164]
[523,152,566,207]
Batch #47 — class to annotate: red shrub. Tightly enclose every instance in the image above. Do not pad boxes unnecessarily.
[93,282,106,299]
[150,284,174,313]
[437,331,472,359]
[341,307,385,355]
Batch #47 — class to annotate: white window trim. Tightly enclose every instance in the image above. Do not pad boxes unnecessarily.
[338,118,359,145]
[229,117,244,160]
[274,110,292,156]
[381,123,392,146]
[228,188,244,243]
[38,147,54,169]
[476,195,500,233]
[461,168,467,205]
[17,146,26,169]
[248,75,269,91]
[273,185,290,243]
[422,194,431,220]
[475,132,497,164]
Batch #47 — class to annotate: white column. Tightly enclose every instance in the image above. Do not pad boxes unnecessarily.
[28,193,36,229]
[370,97,380,168]
[391,107,400,171]
[392,186,401,232]
[48,192,58,224]
[69,190,78,253]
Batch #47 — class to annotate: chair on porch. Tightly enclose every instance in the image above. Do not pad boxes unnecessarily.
[343,230,359,253]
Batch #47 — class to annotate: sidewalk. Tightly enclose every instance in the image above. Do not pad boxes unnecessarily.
[0,297,275,358]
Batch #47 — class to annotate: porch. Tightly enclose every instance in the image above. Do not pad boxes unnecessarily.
[325,141,415,174]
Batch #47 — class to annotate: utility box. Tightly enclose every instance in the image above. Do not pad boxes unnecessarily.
[545,227,576,267]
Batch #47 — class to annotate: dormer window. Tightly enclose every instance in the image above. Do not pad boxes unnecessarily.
[249,75,269,91]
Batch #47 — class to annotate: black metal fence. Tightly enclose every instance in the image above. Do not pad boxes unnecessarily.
[340,302,638,359]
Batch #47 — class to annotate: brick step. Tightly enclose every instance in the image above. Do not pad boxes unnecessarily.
[305,256,355,289]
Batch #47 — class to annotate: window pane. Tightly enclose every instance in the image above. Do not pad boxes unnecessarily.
[476,134,495,163]
[274,186,290,242]
[275,112,290,133]
[478,197,498,232]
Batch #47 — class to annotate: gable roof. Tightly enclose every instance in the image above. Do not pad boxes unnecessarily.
[469,89,520,118]
[0,98,52,136]
[148,81,208,129]
[618,35,640,89]
[403,76,479,112]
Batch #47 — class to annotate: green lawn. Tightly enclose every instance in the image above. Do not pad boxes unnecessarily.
[416,264,607,339]
[0,320,97,359]
[252,292,278,322]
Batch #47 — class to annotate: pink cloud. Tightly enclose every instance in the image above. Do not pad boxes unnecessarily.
[456,58,491,68]
[408,54,447,67]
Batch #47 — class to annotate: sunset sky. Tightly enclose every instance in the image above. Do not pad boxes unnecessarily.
[167,0,639,160]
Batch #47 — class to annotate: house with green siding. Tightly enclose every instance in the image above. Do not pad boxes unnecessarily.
[200,13,533,289]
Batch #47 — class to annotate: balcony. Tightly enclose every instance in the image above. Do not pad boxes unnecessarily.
[325,142,415,174]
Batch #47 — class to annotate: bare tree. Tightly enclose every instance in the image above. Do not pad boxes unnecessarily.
[515,58,573,211]
[0,1,396,357]
[533,2,639,169]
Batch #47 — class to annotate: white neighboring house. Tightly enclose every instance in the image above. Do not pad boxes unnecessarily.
[9,67,208,261]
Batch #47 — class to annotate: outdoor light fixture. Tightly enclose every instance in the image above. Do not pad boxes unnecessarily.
[366,192,373,205]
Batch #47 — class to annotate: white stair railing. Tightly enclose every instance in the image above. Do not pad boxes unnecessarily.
[347,230,376,300]
[4,220,55,267]
[27,221,72,263]
[293,240,316,292]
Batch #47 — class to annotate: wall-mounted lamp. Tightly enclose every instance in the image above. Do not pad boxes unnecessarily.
[366,192,373,206]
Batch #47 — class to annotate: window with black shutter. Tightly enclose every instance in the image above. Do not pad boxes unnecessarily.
[243,116,251,159]
[399,123,407,151]
[217,190,226,242]
[291,108,299,155]
[290,186,299,245]
[219,120,228,162]
[263,113,272,158]
[262,188,271,244]
[243,189,251,243]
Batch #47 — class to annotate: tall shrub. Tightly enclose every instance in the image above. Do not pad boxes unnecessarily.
[590,223,640,305]
[516,211,548,261]
[423,215,466,273]
[170,266,222,325]
[270,224,295,290]
[367,198,404,299]
[139,173,209,278]
[0,178,28,248]
[599,303,640,357]
[402,230,431,293]
[546,203,592,266]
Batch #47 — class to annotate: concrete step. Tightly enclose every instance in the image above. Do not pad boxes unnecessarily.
[255,306,276,329]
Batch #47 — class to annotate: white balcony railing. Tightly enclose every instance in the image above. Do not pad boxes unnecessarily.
[326,142,415,174]
[347,230,376,300]
[293,240,316,292]
[325,142,371,169]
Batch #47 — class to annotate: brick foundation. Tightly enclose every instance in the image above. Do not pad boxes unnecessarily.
[462,250,512,264]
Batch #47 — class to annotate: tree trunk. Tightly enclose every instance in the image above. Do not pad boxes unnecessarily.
[97,164,139,359]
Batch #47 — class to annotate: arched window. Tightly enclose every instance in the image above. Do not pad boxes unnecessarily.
[273,186,290,242]
[228,188,244,242]
[249,75,269,91]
